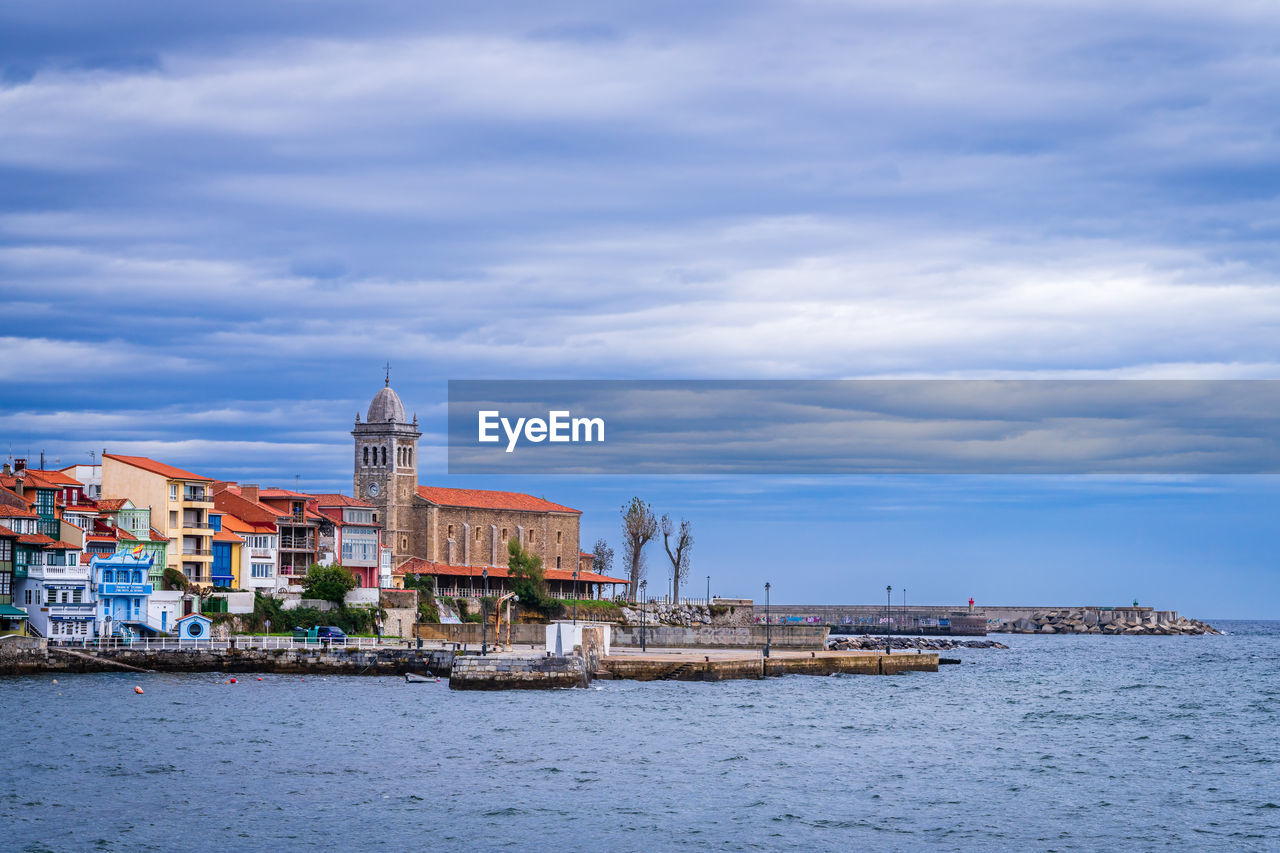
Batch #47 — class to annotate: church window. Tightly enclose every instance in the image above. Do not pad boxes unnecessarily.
[556,556,561,568]
[475,527,482,542]
[447,525,454,539]
[407,448,412,465]
[528,529,535,543]
[556,531,562,544]
[381,447,387,466]
[501,528,507,542]
[400,535,408,551]
[363,447,369,465]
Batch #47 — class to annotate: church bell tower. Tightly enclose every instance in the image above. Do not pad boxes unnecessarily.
[352,367,420,565]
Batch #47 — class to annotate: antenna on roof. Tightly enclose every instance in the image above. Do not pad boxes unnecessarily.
[385,362,391,387]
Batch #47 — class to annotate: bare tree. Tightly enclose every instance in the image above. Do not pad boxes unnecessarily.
[620,497,657,599]
[661,514,694,601]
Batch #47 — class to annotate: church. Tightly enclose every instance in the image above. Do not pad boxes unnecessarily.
[351,376,629,597]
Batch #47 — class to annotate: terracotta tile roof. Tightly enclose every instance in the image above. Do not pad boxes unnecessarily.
[28,469,83,487]
[17,533,57,546]
[45,540,80,550]
[96,498,129,512]
[415,486,580,514]
[213,528,244,543]
[394,558,627,586]
[149,527,169,543]
[0,470,64,492]
[0,504,37,518]
[62,504,97,515]
[103,454,213,482]
[307,493,375,508]
[0,523,17,538]
[219,513,275,535]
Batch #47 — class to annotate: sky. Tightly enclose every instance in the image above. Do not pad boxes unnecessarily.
[1,1,1278,615]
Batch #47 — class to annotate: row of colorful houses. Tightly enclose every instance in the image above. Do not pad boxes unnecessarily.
[0,454,388,641]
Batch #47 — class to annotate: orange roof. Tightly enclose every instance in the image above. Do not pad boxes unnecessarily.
[28,469,83,487]
[0,504,37,518]
[0,470,65,492]
[416,486,580,514]
[394,558,627,586]
[45,540,80,550]
[0,522,17,538]
[17,533,57,546]
[308,493,375,508]
[213,528,244,543]
[149,527,169,542]
[103,454,213,482]
[62,504,97,514]
[220,513,275,535]
[257,488,310,499]
[97,498,129,512]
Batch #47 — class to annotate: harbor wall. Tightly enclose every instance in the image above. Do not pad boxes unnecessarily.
[0,639,452,677]
[449,653,588,690]
[611,625,827,650]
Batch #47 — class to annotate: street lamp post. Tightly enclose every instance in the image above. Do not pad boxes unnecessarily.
[885,584,892,654]
[482,568,489,656]
[639,579,648,652]
[764,582,771,658]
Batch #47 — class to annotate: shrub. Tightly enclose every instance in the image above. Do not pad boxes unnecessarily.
[301,563,357,605]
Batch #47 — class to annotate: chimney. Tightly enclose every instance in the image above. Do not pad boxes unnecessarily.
[241,484,259,503]
[14,471,24,497]
[1,463,9,476]
[14,458,26,472]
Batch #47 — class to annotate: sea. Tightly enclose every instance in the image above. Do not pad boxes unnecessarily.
[2,620,1277,852]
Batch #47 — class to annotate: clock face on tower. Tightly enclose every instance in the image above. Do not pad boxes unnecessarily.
[367,482,380,497]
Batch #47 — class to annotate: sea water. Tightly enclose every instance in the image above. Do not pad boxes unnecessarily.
[2,621,1277,851]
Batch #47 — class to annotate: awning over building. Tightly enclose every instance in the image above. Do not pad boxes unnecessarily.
[0,604,28,619]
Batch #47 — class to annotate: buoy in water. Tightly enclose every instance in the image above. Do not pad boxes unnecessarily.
[51,679,57,684]
[229,678,236,683]
[134,686,144,694]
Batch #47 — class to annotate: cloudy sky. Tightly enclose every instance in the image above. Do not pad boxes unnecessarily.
[2,2,1278,614]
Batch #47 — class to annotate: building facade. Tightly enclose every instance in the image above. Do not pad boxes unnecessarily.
[101,454,216,585]
[92,551,157,638]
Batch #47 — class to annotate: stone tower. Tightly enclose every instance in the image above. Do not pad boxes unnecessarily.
[352,370,420,565]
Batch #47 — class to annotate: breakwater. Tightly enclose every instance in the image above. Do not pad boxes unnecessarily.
[829,636,1009,651]
[612,624,828,649]
[0,637,453,677]
[991,609,1218,635]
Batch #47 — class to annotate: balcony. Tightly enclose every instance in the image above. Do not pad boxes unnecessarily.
[279,537,315,551]
[182,548,212,557]
[249,548,273,559]
[182,490,214,507]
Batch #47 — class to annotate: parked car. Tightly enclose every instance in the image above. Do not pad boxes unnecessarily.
[292,626,347,644]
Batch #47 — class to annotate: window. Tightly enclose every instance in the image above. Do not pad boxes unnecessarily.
[170,484,178,501]
[528,529,535,543]
[0,539,11,561]
[103,570,114,583]
[25,589,32,605]
[556,556,562,568]
[0,573,10,596]
[400,535,407,551]
[556,531,562,544]
[72,588,82,603]
[251,563,272,578]
[169,511,178,528]
[381,447,387,466]
[475,527,482,542]
[363,447,369,465]
[501,528,508,542]
[447,525,454,539]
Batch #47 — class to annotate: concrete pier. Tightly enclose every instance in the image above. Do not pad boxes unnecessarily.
[600,648,938,681]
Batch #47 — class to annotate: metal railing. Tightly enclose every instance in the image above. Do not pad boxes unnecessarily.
[182,491,212,503]
[75,635,388,651]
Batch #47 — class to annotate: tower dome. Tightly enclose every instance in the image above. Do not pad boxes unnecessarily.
[367,385,406,423]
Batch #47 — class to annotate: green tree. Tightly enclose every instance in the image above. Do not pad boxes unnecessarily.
[507,538,549,611]
[302,563,357,605]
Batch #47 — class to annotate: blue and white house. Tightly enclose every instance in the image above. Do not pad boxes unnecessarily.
[92,550,157,639]
[173,612,212,641]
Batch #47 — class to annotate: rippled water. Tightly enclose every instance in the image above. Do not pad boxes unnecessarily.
[3,621,1278,851]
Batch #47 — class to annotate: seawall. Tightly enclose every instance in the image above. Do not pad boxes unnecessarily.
[0,638,453,677]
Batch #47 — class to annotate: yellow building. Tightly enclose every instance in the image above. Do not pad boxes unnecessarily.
[101,454,216,586]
